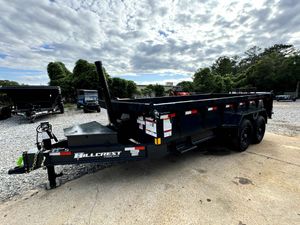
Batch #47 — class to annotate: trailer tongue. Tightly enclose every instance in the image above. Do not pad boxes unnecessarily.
[8,61,273,189]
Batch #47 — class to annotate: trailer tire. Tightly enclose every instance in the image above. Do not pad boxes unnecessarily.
[30,115,36,123]
[252,116,266,144]
[97,106,101,112]
[83,108,88,113]
[232,119,253,152]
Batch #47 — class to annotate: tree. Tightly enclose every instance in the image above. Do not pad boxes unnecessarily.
[261,44,296,57]
[110,77,128,98]
[126,80,139,98]
[141,86,153,97]
[141,84,165,97]
[72,59,99,90]
[47,62,71,86]
[47,61,74,99]
[212,56,237,76]
[193,67,215,92]
[176,81,194,92]
[152,84,165,97]
[0,80,19,86]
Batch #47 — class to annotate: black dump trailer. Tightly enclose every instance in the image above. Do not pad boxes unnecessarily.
[8,61,273,188]
[0,86,64,122]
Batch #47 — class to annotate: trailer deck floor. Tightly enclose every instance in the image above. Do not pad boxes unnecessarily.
[0,132,299,225]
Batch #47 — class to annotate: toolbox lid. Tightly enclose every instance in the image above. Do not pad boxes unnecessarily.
[64,121,116,137]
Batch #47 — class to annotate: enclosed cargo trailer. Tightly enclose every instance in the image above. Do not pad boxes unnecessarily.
[8,61,273,188]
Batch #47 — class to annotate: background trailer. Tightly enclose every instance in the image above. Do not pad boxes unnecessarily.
[0,86,64,122]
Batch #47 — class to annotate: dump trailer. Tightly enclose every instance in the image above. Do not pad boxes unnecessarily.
[0,86,64,122]
[8,61,273,189]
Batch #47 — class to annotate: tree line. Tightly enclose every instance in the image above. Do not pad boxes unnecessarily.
[47,59,168,100]
[47,59,140,101]
[178,44,300,94]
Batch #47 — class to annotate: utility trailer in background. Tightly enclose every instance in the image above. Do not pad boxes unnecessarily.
[77,89,101,113]
[8,61,273,188]
[0,86,64,122]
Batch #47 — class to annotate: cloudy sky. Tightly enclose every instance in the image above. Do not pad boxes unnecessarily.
[0,0,299,85]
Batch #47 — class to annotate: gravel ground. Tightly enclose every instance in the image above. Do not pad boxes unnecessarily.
[0,108,109,202]
[0,101,299,202]
[267,100,300,136]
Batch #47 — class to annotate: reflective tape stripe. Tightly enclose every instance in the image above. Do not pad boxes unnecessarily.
[160,115,169,119]
[239,102,245,106]
[49,151,72,156]
[160,113,176,119]
[225,104,233,108]
[208,106,218,111]
[125,146,145,151]
[185,109,198,115]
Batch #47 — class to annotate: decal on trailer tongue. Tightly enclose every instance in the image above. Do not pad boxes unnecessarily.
[125,146,145,156]
[74,151,121,159]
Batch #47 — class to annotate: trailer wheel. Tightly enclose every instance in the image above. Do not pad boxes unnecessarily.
[97,106,101,112]
[30,115,36,123]
[232,119,253,152]
[83,108,88,113]
[252,116,266,144]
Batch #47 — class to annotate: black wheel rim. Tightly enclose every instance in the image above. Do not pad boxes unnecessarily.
[241,126,250,148]
[257,121,265,140]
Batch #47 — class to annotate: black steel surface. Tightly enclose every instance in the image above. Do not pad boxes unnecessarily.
[64,121,118,148]
[95,61,117,126]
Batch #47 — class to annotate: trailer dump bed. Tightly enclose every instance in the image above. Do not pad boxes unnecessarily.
[8,61,273,189]
[108,93,273,116]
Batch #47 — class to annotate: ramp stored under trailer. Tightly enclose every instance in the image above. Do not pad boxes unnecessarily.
[8,61,273,188]
[0,86,64,122]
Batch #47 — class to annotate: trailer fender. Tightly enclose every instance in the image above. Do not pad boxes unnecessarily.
[239,110,268,126]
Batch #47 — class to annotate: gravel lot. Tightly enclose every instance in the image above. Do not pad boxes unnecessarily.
[268,100,300,136]
[0,100,299,202]
[0,108,109,202]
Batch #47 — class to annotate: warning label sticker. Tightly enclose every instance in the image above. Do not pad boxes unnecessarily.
[145,118,157,137]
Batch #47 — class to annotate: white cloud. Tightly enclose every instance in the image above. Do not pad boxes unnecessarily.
[0,0,299,84]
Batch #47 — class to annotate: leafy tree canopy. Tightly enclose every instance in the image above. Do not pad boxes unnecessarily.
[0,80,20,87]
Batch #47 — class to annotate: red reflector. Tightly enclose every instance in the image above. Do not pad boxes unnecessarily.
[135,146,145,150]
[191,109,198,114]
[168,113,176,118]
[60,151,72,156]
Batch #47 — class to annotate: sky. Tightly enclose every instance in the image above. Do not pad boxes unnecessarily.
[0,0,300,85]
